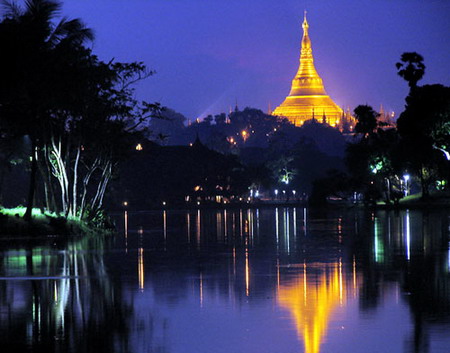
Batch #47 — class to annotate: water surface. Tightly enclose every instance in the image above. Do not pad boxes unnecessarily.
[1,208,449,353]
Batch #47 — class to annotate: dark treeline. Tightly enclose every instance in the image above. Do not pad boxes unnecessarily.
[109,107,349,208]
[0,0,160,223]
[330,52,450,206]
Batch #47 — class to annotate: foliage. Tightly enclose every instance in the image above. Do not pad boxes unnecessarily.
[396,84,450,197]
[346,103,402,203]
[0,0,159,222]
[354,105,379,137]
[396,52,425,90]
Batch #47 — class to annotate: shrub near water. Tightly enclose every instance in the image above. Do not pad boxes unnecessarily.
[0,207,109,236]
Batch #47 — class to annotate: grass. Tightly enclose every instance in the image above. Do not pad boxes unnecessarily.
[376,191,450,208]
[0,207,113,237]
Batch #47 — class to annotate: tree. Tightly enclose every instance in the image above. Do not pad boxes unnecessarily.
[396,52,426,90]
[354,105,379,137]
[346,104,402,204]
[397,84,450,198]
[0,0,93,220]
[0,0,159,222]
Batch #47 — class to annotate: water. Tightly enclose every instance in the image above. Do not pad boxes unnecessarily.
[1,208,449,353]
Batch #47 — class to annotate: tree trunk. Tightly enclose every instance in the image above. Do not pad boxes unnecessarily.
[43,146,59,213]
[72,146,81,218]
[51,137,70,217]
[79,157,100,220]
[420,167,429,199]
[24,140,37,222]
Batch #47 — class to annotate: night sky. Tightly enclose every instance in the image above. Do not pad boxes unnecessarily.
[63,0,450,121]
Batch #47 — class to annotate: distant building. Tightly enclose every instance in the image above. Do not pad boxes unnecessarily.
[273,12,351,129]
[378,104,396,129]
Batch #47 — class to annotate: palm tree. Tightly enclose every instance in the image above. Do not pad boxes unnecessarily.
[0,0,93,220]
[396,52,426,90]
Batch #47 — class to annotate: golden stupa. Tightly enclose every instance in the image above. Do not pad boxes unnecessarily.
[273,12,343,127]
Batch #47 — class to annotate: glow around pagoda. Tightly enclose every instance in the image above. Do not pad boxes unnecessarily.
[273,13,344,127]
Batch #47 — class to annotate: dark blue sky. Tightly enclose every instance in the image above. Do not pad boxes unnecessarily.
[63,0,450,120]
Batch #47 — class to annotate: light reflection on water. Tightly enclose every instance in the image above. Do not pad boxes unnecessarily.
[0,208,449,353]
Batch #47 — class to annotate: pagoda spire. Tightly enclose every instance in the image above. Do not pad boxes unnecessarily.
[302,10,309,34]
[288,11,326,96]
[272,12,343,127]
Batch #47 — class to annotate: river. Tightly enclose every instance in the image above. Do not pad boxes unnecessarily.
[0,207,449,353]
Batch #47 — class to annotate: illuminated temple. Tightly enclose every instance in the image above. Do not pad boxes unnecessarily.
[273,13,344,127]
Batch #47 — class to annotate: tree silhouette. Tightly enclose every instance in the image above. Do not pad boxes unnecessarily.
[396,52,426,90]
[0,0,93,220]
[354,105,379,137]
[397,84,450,198]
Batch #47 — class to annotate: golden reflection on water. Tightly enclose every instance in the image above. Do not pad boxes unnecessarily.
[278,261,354,353]
[138,247,144,292]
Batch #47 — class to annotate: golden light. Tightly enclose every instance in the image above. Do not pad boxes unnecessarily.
[135,143,143,151]
[241,130,249,142]
[271,13,343,127]
[277,262,350,353]
[194,185,201,192]
[138,248,144,291]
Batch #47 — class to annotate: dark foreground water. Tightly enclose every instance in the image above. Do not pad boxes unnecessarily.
[1,208,450,353]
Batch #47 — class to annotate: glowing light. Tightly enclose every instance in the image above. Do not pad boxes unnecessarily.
[123,201,128,206]
[199,272,203,307]
[138,247,144,291]
[278,262,347,353]
[124,210,128,252]
[135,143,143,151]
[163,210,167,241]
[272,14,343,127]
[405,210,411,261]
[275,208,279,245]
[241,130,249,142]
[245,248,250,296]
[196,209,201,247]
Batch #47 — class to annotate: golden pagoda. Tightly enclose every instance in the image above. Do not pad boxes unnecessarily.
[273,12,343,127]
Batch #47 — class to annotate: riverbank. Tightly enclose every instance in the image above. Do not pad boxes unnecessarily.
[375,192,450,210]
[0,207,113,237]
